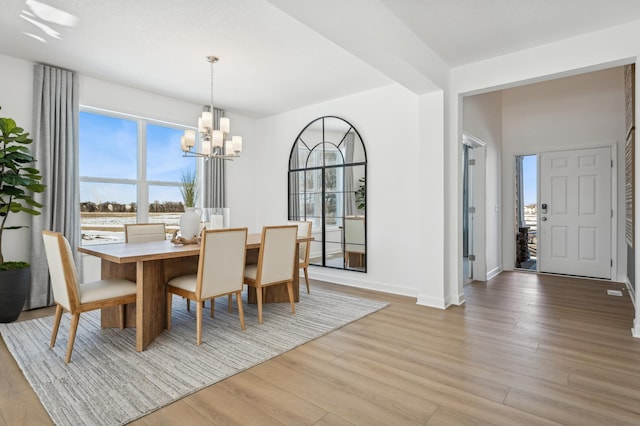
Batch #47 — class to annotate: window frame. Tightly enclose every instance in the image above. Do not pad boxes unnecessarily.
[79,106,198,239]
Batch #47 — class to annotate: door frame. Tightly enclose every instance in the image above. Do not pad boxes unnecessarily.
[520,143,618,280]
[462,133,487,282]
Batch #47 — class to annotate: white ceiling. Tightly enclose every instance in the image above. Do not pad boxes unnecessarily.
[2,0,640,118]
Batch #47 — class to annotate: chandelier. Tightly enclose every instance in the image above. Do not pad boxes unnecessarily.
[180,55,242,160]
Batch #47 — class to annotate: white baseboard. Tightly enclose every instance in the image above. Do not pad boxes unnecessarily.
[447,292,465,306]
[624,277,636,308]
[308,268,416,299]
[633,319,640,338]
[487,265,503,280]
[307,267,454,310]
[416,294,447,309]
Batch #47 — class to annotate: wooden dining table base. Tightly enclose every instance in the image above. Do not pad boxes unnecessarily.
[100,255,200,351]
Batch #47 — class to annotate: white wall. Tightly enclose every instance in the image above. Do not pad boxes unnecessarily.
[501,67,626,280]
[417,90,447,306]
[463,91,503,280]
[0,55,34,263]
[450,21,640,335]
[79,76,201,126]
[254,84,441,300]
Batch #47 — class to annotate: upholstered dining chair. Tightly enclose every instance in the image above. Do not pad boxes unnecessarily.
[124,223,167,243]
[125,222,200,310]
[244,225,298,324]
[166,228,248,345]
[344,216,365,268]
[42,231,137,363]
[289,220,312,293]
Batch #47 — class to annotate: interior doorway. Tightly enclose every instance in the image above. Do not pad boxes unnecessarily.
[515,154,538,271]
[463,143,475,283]
[462,133,487,284]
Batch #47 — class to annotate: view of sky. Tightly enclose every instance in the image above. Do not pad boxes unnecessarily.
[79,111,195,205]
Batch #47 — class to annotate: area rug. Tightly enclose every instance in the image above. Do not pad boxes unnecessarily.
[0,287,388,426]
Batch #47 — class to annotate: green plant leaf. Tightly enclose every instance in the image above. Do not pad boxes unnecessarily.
[23,198,43,208]
[1,186,23,196]
[26,183,46,192]
[0,109,45,263]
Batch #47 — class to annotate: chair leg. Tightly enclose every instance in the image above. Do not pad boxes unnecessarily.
[236,291,245,330]
[196,300,203,345]
[50,304,63,348]
[256,286,263,324]
[65,313,80,364]
[210,297,215,318]
[166,291,173,330]
[228,294,233,313]
[186,297,190,311]
[303,267,310,294]
[287,281,295,314]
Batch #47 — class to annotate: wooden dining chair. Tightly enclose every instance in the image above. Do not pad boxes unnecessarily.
[289,220,312,293]
[166,228,248,345]
[42,231,137,363]
[244,225,298,324]
[124,223,167,243]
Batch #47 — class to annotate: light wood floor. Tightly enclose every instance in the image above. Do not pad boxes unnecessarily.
[2,272,640,425]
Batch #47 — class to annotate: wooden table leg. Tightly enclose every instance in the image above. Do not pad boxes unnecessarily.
[100,260,136,328]
[135,259,167,351]
[101,256,198,351]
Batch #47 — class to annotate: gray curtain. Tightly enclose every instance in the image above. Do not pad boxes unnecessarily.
[289,144,300,219]
[203,107,226,208]
[344,133,357,216]
[27,64,80,309]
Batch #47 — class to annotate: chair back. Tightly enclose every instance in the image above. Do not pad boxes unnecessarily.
[344,217,365,254]
[125,223,166,243]
[197,228,248,299]
[289,220,312,265]
[256,225,298,285]
[42,231,81,312]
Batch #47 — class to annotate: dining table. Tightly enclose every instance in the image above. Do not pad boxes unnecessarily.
[78,232,313,351]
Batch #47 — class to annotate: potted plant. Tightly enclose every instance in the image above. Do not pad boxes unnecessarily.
[355,176,366,210]
[179,168,197,208]
[0,106,45,323]
[178,169,200,239]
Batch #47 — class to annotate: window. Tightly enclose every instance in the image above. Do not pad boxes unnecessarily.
[79,109,196,244]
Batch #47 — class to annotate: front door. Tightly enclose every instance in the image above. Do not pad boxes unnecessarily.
[538,146,612,279]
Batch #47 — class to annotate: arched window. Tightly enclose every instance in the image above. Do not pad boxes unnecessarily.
[288,116,367,271]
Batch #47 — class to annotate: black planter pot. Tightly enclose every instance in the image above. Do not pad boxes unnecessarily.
[0,266,30,323]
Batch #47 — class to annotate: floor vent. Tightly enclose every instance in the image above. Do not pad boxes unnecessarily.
[606,289,623,297]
